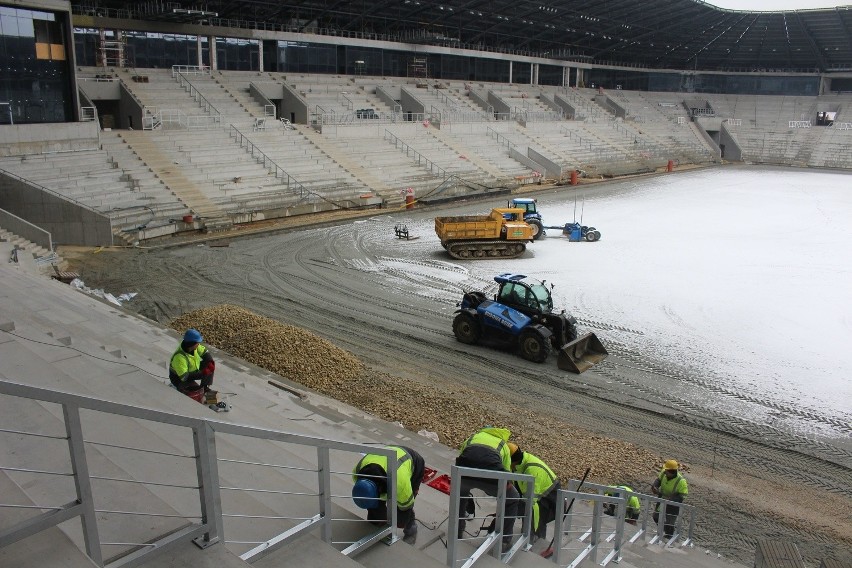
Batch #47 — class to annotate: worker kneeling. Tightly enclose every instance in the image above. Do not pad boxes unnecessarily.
[169,329,217,404]
[352,446,425,542]
[510,443,561,542]
[603,485,641,525]
[456,427,520,552]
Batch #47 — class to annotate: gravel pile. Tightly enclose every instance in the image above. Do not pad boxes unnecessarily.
[171,304,663,486]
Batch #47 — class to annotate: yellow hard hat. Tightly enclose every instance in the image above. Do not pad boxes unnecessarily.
[663,459,679,470]
[508,442,519,455]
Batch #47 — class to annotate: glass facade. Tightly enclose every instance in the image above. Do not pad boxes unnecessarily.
[539,64,564,86]
[0,5,73,123]
[589,68,820,96]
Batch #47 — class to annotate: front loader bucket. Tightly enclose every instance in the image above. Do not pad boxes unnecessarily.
[557,332,608,373]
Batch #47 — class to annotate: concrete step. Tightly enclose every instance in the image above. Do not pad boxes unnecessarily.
[138,540,252,568]
[0,470,101,568]
[253,533,364,568]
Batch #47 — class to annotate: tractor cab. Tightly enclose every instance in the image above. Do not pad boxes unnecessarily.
[494,273,554,315]
[509,198,538,216]
[506,199,544,240]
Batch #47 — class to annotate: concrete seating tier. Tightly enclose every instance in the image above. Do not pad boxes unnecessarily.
[384,125,491,182]
[246,129,372,195]
[436,123,532,178]
[116,68,221,124]
[213,70,276,119]
[0,150,174,229]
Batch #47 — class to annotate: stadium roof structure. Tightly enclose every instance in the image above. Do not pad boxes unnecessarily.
[76,1,852,72]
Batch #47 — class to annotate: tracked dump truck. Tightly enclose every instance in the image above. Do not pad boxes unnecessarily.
[452,273,608,373]
[435,208,534,259]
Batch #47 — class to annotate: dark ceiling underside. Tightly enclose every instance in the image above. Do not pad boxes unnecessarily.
[75,1,852,72]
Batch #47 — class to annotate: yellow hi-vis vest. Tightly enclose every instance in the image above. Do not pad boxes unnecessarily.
[170,344,208,382]
[657,470,688,501]
[459,427,512,471]
[605,485,641,515]
[353,446,415,510]
[514,452,557,531]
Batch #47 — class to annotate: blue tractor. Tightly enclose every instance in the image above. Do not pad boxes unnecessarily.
[509,197,601,242]
[507,198,544,240]
[452,273,608,372]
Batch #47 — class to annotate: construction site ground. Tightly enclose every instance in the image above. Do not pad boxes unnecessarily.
[58,176,852,568]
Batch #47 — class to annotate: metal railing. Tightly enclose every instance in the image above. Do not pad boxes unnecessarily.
[383,129,448,179]
[552,489,626,567]
[81,106,98,122]
[446,465,534,568]
[0,380,400,567]
[228,125,311,198]
[173,69,223,119]
[157,109,222,130]
[486,127,517,151]
[553,478,696,566]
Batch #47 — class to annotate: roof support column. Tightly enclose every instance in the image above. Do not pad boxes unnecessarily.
[509,61,513,84]
[257,40,264,72]
[532,63,538,85]
[197,36,204,68]
[209,35,218,70]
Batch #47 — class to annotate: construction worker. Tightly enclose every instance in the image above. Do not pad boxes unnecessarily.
[603,485,641,524]
[352,445,425,542]
[509,443,560,542]
[455,426,519,552]
[169,329,216,402]
[650,459,688,538]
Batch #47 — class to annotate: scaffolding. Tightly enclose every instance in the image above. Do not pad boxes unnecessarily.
[408,56,428,82]
[96,29,127,68]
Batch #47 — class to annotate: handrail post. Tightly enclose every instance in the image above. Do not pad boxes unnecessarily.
[446,466,462,566]
[192,421,222,548]
[317,446,333,544]
[493,479,507,559]
[64,404,103,566]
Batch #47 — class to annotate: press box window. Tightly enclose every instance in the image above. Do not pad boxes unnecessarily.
[34,17,65,60]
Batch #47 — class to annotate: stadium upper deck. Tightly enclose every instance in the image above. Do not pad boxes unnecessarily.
[77,0,852,72]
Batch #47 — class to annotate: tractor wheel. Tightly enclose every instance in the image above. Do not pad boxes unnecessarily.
[453,313,481,345]
[518,328,550,363]
[586,230,600,242]
[528,219,544,240]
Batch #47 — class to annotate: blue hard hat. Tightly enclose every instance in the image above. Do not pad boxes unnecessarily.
[183,329,203,343]
[352,479,379,509]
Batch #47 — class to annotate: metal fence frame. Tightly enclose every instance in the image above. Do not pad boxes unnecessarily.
[446,465,535,568]
[0,380,399,568]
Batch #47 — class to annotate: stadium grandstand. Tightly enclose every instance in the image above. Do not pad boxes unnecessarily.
[0,0,850,245]
[1,2,852,566]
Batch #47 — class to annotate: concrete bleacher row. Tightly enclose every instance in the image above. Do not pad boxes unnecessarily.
[0,257,745,568]
[2,71,847,244]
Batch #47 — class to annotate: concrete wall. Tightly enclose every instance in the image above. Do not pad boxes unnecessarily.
[553,94,578,119]
[719,124,743,161]
[468,90,490,113]
[0,173,113,246]
[249,82,277,118]
[487,91,512,115]
[527,148,563,179]
[280,83,308,124]
[0,123,99,156]
[0,207,52,250]
[400,87,426,115]
[375,86,400,111]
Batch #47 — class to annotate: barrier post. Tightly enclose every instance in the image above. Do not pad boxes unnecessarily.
[570,170,579,185]
[666,160,674,172]
[405,187,415,209]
